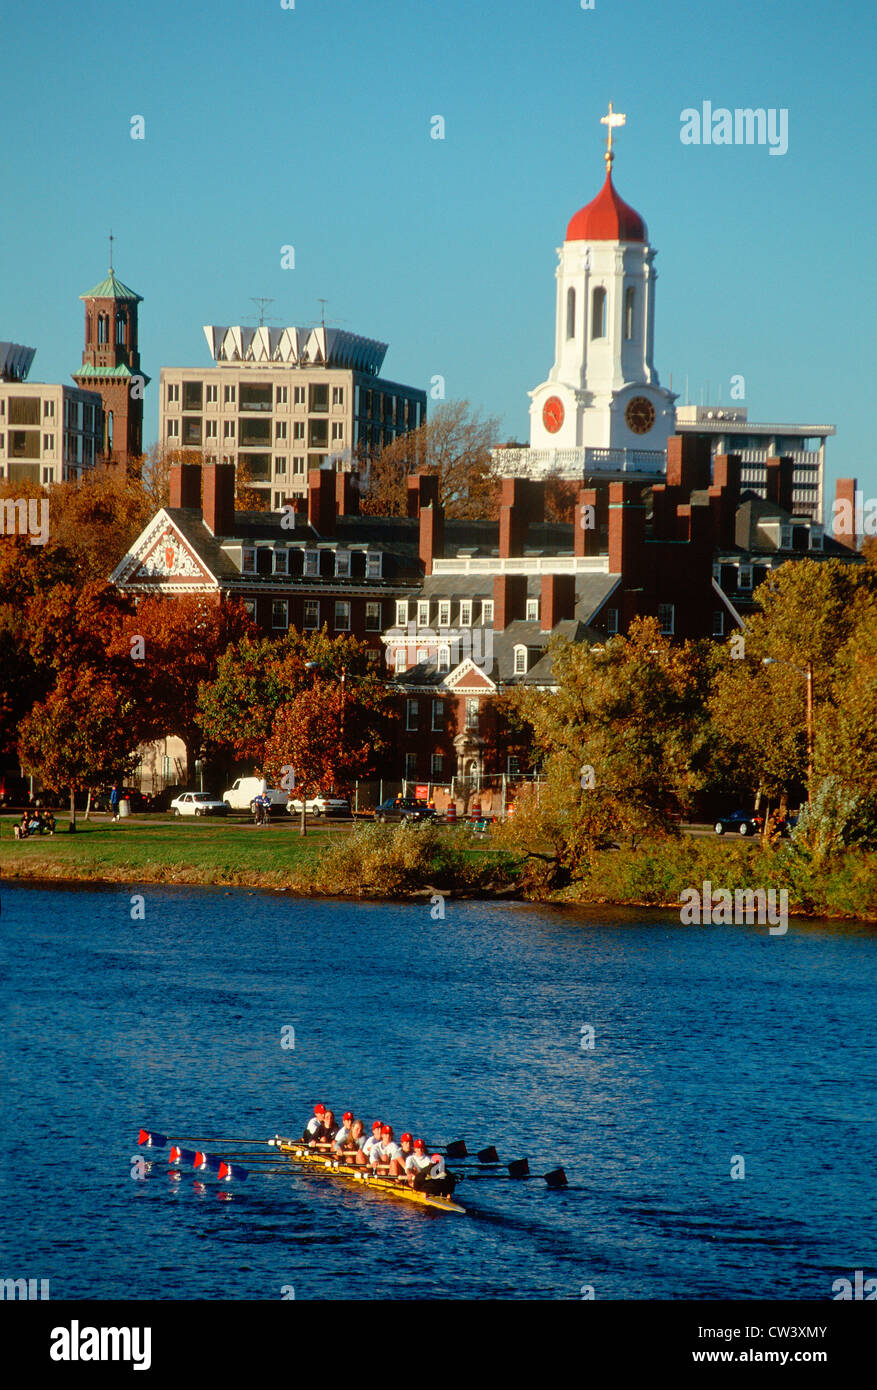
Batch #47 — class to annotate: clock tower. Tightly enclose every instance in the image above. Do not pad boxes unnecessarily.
[529,107,676,455]
[73,238,148,470]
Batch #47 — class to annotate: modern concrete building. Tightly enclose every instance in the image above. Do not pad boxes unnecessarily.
[159,324,427,510]
[0,342,103,486]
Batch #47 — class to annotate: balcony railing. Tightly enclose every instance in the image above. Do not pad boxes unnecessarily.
[491,447,666,477]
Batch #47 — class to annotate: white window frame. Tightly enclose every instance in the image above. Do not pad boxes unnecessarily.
[513,645,528,675]
[481,600,493,624]
[167,382,180,404]
[366,552,383,580]
[395,600,408,626]
[334,600,351,631]
[459,600,472,626]
[334,549,351,578]
[417,601,430,628]
[526,599,540,622]
[438,600,451,627]
[276,385,288,405]
[438,644,451,672]
[275,420,287,440]
[273,548,289,574]
[303,599,319,629]
[167,419,180,438]
[206,384,218,404]
[272,598,289,630]
[303,549,320,577]
[205,419,218,439]
[465,698,479,730]
[365,601,381,631]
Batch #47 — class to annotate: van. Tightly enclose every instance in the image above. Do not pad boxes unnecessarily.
[222,777,289,814]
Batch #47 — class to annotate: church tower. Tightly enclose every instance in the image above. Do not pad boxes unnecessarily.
[73,241,148,469]
[529,107,675,456]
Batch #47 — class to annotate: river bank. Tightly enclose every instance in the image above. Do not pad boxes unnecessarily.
[3,814,876,921]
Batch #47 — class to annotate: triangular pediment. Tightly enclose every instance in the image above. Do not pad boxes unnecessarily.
[442,658,496,693]
[111,511,217,590]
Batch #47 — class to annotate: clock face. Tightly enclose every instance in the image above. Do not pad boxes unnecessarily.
[542,396,564,434]
[625,396,656,435]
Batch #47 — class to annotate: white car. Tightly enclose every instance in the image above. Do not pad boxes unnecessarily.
[286,795,351,818]
[222,777,288,813]
[170,792,229,817]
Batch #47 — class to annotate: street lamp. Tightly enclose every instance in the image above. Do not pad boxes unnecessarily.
[762,657,814,803]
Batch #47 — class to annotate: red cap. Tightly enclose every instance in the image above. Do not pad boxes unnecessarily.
[314,1103,326,1115]
[400,1133,412,1144]
[414,1139,426,1150]
[342,1112,353,1122]
[372,1121,382,1132]
[381,1124,393,1136]
[430,1154,441,1164]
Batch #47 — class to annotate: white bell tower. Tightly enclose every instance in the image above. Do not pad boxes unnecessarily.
[529,106,676,456]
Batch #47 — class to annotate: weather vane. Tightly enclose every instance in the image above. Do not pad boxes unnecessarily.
[600,102,626,169]
[109,229,115,274]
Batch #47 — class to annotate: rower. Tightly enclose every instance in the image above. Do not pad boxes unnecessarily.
[334,1117,366,1161]
[333,1111,355,1147]
[303,1103,327,1144]
[388,1132,415,1178]
[370,1124,402,1174]
[405,1138,432,1186]
[315,1108,340,1148]
[360,1120,384,1167]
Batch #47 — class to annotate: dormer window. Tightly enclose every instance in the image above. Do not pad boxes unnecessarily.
[481,599,494,624]
[303,549,320,577]
[526,598,540,623]
[273,548,288,574]
[809,527,824,551]
[438,600,451,627]
[395,600,408,627]
[241,547,256,574]
[513,645,528,675]
[738,564,752,591]
[417,601,430,628]
[460,600,472,626]
[780,526,793,549]
[334,549,351,577]
[366,552,383,579]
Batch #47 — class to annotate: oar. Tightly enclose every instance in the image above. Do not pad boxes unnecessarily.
[455,1159,568,1188]
[139,1129,276,1148]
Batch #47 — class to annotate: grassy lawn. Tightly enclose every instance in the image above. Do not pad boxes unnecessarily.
[0,814,345,888]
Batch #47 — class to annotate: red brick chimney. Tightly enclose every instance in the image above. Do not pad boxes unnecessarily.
[169,461,202,509]
[419,503,445,574]
[666,434,712,492]
[764,456,795,513]
[708,453,742,548]
[336,471,360,517]
[202,463,236,536]
[407,472,440,518]
[541,573,576,629]
[493,574,528,630]
[608,482,646,580]
[498,478,545,558]
[308,468,336,535]
[574,487,601,557]
[833,478,858,550]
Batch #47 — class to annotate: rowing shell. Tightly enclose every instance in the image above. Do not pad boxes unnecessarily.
[275,1141,466,1216]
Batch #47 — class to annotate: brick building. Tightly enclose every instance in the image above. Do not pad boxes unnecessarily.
[72,267,147,467]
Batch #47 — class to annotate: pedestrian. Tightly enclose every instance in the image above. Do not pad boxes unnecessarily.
[110,784,120,822]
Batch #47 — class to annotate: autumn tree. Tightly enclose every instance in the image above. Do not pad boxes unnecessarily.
[263,667,398,798]
[359,399,501,518]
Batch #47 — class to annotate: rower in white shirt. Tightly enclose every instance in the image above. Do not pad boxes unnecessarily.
[405,1138,433,1185]
[360,1120,384,1167]
[388,1133,415,1178]
[370,1124,402,1173]
[302,1103,326,1143]
[333,1111,355,1147]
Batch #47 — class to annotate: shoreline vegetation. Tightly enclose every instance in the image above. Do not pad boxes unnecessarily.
[3,817,876,922]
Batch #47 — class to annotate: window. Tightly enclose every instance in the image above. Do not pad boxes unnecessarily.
[416,647,429,664]
[394,648,406,670]
[43,434,54,451]
[438,644,451,672]
[738,564,753,591]
[275,420,287,440]
[396,600,408,626]
[566,286,576,339]
[223,419,235,438]
[167,382,180,404]
[334,600,350,630]
[591,286,607,339]
[332,386,344,405]
[272,599,289,629]
[624,286,635,340]
[526,598,540,622]
[293,457,305,474]
[431,754,444,778]
[405,753,418,780]
[417,601,430,628]
[406,700,419,730]
[205,419,218,438]
[507,756,521,777]
[366,552,382,579]
[242,547,256,573]
[514,645,528,675]
[183,417,202,446]
[780,526,793,549]
[206,384,218,404]
[303,599,319,629]
[293,386,306,405]
[303,550,320,576]
[293,421,305,441]
[183,381,203,411]
[712,610,724,637]
[365,601,381,631]
[658,603,675,635]
[606,608,619,635]
[432,699,444,731]
[334,550,351,577]
[274,456,286,475]
[273,548,289,574]
[481,599,494,624]
[167,419,180,438]
[42,466,52,483]
[276,385,288,405]
[809,527,824,551]
[273,492,284,509]
[366,648,380,664]
[465,698,479,730]
[116,311,126,347]
[223,384,236,404]
[438,600,451,627]
[309,383,329,413]
[43,399,55,418]
[331,422,343,441]
[309,419,328,448]
[459,599,472,626]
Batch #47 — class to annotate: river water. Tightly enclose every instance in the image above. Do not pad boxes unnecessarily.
[1,884,874,1300]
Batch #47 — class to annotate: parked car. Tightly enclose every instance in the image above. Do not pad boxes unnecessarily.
[170,791,229,817]
[286,795,351,818]
[372,797,436,824]
[0,774,31,807]
[714,810,764,837]
[223,777,288,816]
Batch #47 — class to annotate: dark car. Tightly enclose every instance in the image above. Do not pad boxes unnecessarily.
[714,810,764,837]
[373,797,436,824]
[0,774,31,807]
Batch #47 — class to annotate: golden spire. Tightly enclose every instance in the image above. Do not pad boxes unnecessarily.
[600,102,626,172]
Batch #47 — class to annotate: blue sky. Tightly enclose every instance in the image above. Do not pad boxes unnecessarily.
[2,0,875,495]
